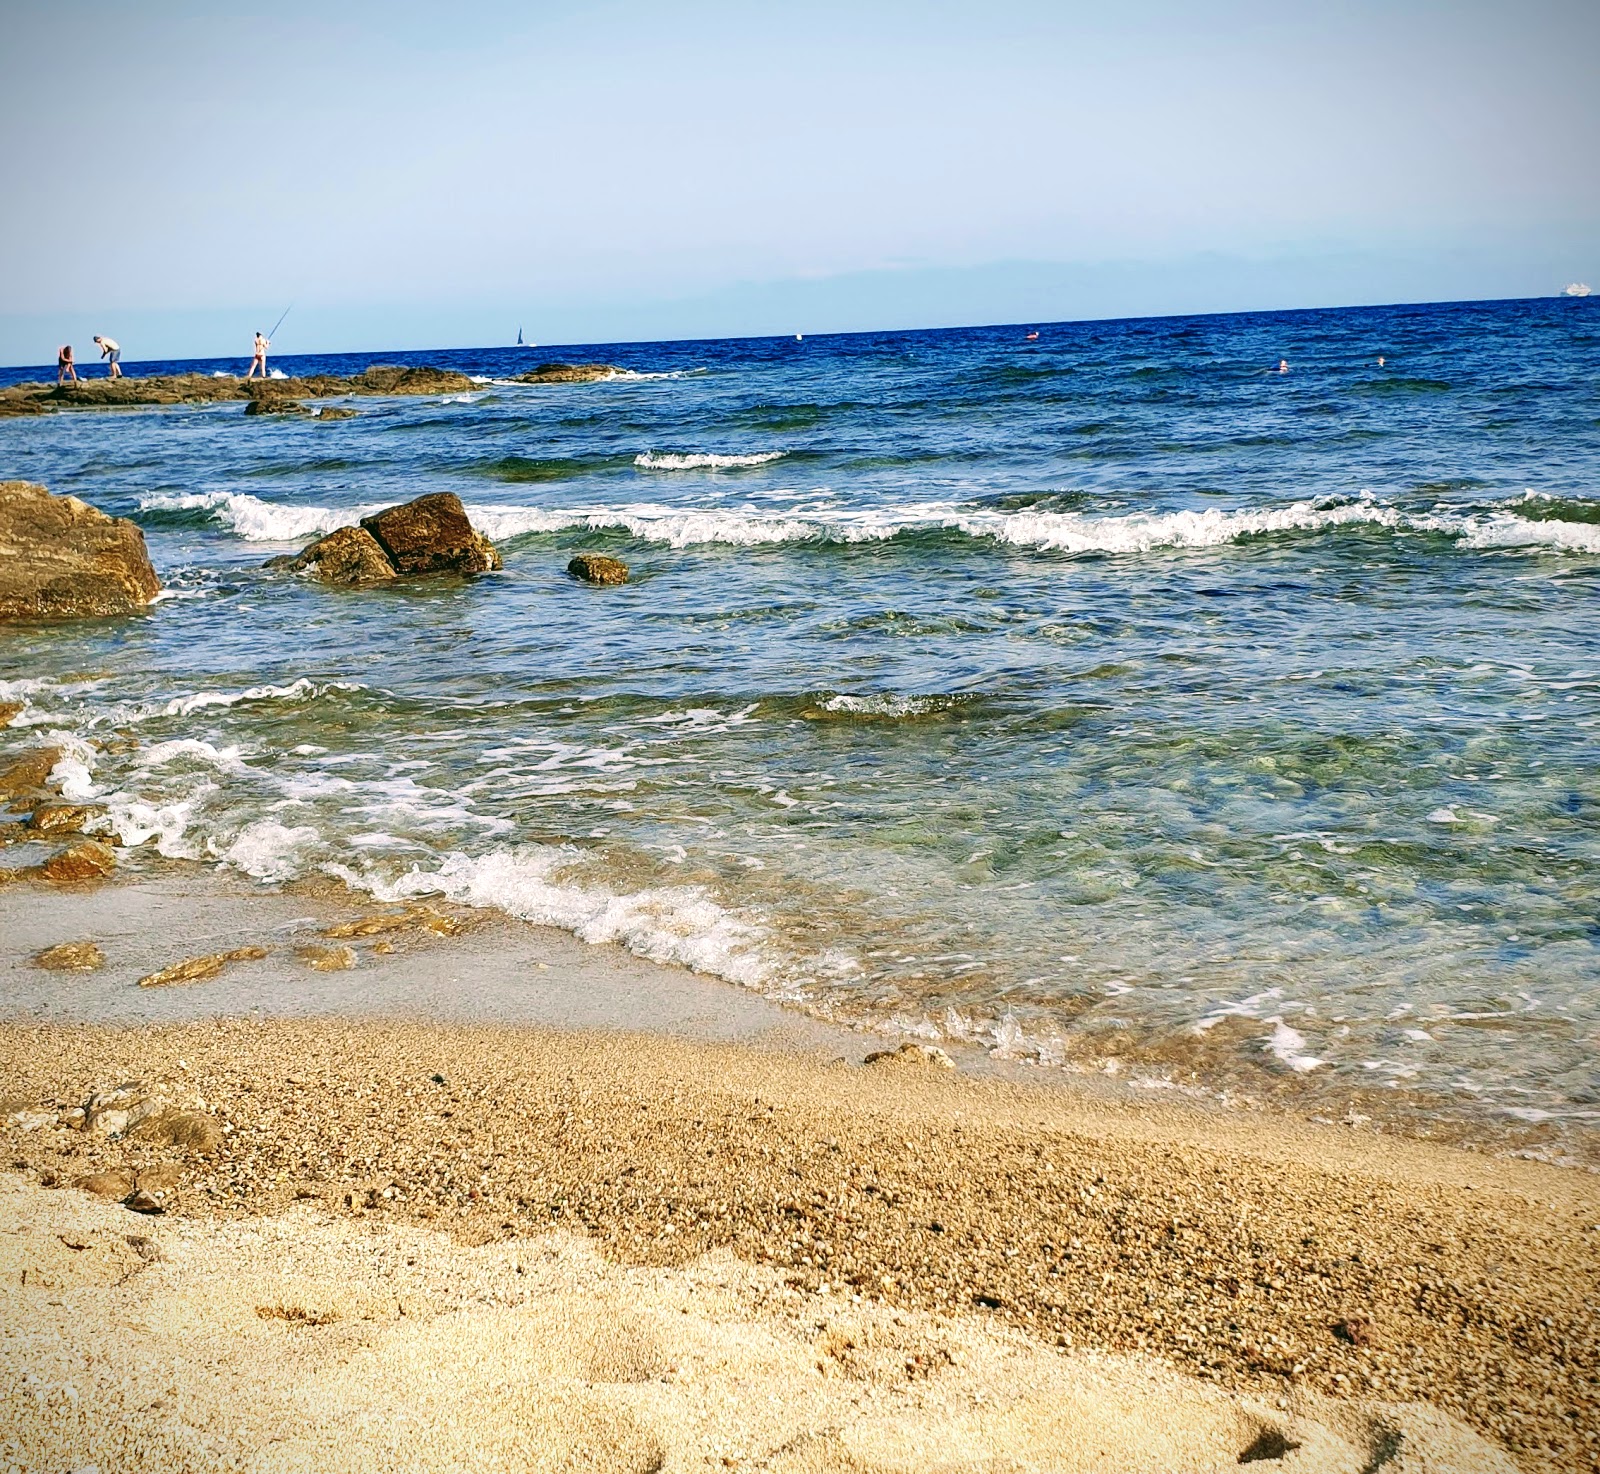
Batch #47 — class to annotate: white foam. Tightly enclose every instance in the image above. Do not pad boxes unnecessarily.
[218,820,319,881]
[94,788,214,858]
[44,734,99,801]
[155,678,360,719]
[1264,1021,1324,1073]
[816,693,955,718]
[634,451,788,470]
[350,847,773,987]
[1457,514,1600,555]
[137,491,352,544]
[267,368,287,379]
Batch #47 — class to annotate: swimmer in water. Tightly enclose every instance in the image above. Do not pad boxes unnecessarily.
[1377,355,1386,368]
[1025,330,1040,341]
[1277,359,1290,374]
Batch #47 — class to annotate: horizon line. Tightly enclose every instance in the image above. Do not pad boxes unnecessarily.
[0,292,1574,373]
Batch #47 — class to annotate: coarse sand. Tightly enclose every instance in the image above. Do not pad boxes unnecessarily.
[1,1018,1595,1472]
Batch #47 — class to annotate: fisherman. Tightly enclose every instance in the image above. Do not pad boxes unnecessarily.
[93,335,123,378]
[56,344,78,384]
[245,330,269,379]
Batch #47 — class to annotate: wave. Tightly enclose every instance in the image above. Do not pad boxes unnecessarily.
[137,491,357,543]
[135,489,1600,558]
[634,451,787,470]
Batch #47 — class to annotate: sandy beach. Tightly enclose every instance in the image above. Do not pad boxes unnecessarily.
[2,892,1596,1473]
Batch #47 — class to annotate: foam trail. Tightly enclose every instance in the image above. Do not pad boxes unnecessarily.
[634,451,787,470]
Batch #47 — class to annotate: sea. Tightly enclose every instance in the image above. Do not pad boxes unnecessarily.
[3,297,1597,1158]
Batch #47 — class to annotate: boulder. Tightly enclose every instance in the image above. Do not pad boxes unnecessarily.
[568,553,630,585]
[360,493,501,576]
[518,362,623,384]
[0,481,161,619]
[243,397,310,417]
[279,526,397,587]
[27,802,104,836]
[0,701,24,726]
[313,406,357,420]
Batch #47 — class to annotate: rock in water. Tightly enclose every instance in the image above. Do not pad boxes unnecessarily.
[517,362,623,383]
[567,553,630,585]
[360,493,501,576]
[41,841,117,883]
[0,481,161,619]
[243,397,310,416]
[281,526,397,586]
[32,941,106,972]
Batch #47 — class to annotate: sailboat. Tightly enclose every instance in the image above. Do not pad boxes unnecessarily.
[515,326,537,347]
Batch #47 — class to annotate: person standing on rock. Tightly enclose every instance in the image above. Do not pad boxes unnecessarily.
[56,345,78,384]
[93,335,122,379]
[245,331,269,379]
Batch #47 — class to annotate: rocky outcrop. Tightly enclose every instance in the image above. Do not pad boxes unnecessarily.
[243,397,309,417]
[517,362,623,384]
[0,363,482,416]
[351,365,476,394]
[313,406,357,421]
[361,493,500,576]
[274,526,396,586]
[567,553,630,585]
[0,482,162,620]
[267,493,500,587]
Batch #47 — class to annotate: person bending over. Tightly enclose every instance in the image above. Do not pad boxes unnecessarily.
[93,335,122,378]
[56,344,78,384]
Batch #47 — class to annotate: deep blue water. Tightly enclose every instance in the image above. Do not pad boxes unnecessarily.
[3,297,1598,1150]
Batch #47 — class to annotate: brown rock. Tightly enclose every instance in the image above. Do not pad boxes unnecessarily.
[0,745,64,800]
[313,406,357,421]
[124,1188,166,1215]
[353,365,476,395]
[278,525,397,586]
[0,700,23,726]
[864,1042,956,1070]
[0,481,161,619]
[517,362,623,384]
[295,943,356,972]
[0,393,46,416]
[568,553,630,585]
[74,1170,135,1200]
[359,493,501,576]
[0,821,28,846]
[137,945,270,988]
[243,397,310,417]
[41,840,117,883]
[27,802,104,836]
[31,941,106,972]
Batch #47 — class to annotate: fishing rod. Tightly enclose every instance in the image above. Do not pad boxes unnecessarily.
[266,304,293,341]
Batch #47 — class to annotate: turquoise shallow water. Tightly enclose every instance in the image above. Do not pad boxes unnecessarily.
[2,298,1598,1150]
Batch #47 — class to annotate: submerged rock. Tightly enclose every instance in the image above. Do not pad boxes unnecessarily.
[243,397,310,417]
[31,941,106,972]
[360,492,501,576]
[517,362,623,384]
[312,406,357,420]
[567,553,630,585]
[295,943,356,971]
[27,802,104,836]
[0,701,23,726]
[137,946,270,988]
[278,526,397,586]
[0,481,161,620]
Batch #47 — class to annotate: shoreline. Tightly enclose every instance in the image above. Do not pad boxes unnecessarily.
[3,1014,1594,1471]
[2,853,1594,1170]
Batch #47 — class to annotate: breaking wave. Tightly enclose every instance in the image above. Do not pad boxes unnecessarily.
[137,491,357,543]
[633,451,787,470]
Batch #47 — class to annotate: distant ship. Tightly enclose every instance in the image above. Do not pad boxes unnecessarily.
[515,326,537,347]
[1562,283,1592,297]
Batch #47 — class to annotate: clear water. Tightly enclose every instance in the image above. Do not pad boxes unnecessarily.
[3,298,1597,1149]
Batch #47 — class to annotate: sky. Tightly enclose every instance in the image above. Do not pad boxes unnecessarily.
[1,0,1596,364]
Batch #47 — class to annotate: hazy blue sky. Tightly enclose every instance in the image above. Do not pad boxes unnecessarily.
[2,0,1595,363]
